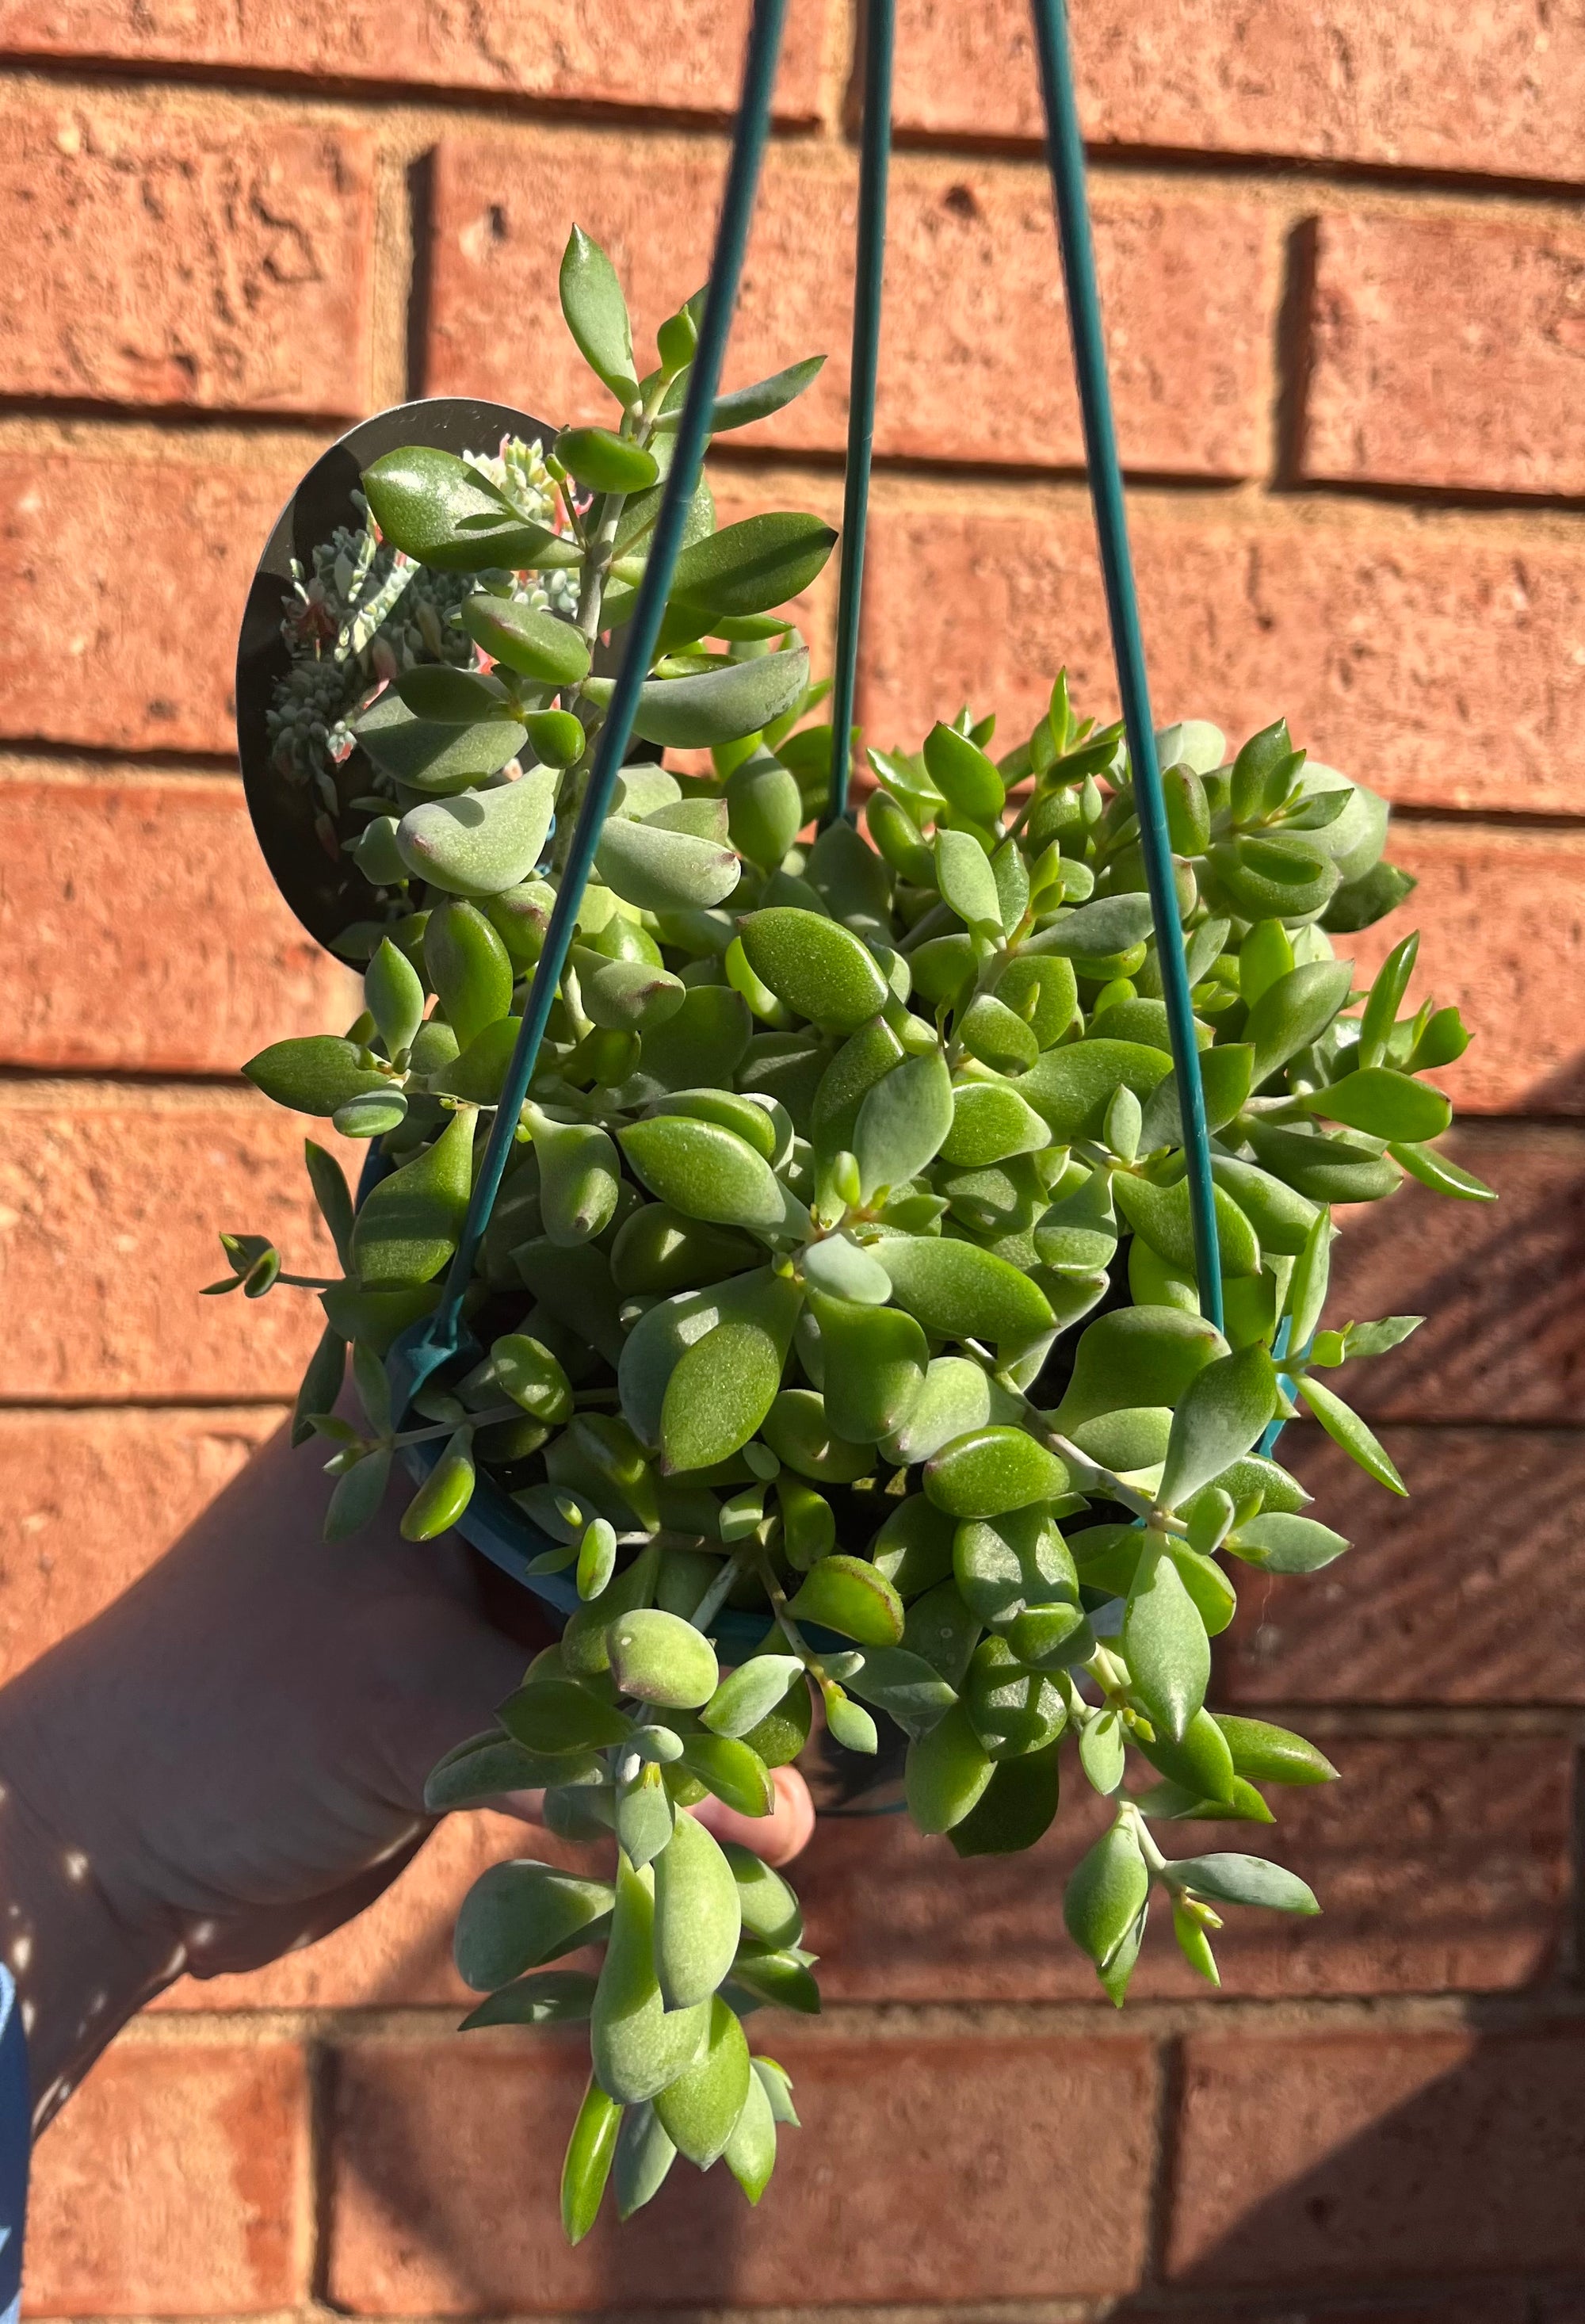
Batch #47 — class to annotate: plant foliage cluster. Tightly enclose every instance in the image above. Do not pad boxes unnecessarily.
[217,228,1488,2240]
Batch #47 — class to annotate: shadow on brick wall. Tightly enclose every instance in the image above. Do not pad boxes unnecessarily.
[1327,1117,1585,1427]
[1105,2020,1585,2320]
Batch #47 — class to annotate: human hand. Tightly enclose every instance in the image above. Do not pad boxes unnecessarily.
[0,1418,812,2123]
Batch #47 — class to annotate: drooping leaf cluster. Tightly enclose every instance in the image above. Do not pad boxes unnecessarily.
[214,227,1485,2240]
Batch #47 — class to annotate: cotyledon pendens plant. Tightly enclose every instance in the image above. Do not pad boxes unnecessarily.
[212,227,1491,2240]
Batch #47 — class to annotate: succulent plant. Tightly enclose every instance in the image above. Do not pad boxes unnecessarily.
[215,226,1488,2239]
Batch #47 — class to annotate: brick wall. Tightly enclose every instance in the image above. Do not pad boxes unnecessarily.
[0,1,1581,2315]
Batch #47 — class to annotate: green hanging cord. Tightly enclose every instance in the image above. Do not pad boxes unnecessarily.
[422,0,789,1355]
[823,0,894,828]
[1027,0,1223,1328]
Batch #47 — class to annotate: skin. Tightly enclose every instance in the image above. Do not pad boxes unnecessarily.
[0,1421,812,2128]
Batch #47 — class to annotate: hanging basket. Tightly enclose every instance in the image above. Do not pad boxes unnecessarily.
[235,0,1305,1802]
[229,0,1466,1978]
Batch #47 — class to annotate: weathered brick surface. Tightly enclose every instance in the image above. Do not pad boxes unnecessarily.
[1331,820,1585,1115]
[0,1404,280,1683]
[0,92,373,415]
[25,2040,311,2314]
[802,1736,1569,2001]
[862,490,1585,816]
[0,765,357,1072]
[1304,210,1585,499]
[890,0,1585,184]
[0,1082,343,1402]
[1227,1424,1585,1705]
[1167,2028,1585,2287]
[0,0,830,122]
[427,132,1278,476]
[327,2032,1157,2311]
[1325,1125,1585,1424]
[0,449,301,756]
[1155,2300,1529,2324]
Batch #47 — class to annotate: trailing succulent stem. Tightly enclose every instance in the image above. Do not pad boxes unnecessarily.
[216,226,1483,2238]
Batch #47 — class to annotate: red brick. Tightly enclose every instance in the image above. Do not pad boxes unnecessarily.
[1161,2302,1526,2324]
[1304,210,1585,499]
[0,765,357,1072]
[426,132,1278,477]
[0,1404,279,1683]
[0,1082,345,1401]
[26,2039,310,2314]
[1332,820,1585,1117]
[0,449,302,755]
[861,489,1585,816]
[0,93,372,415]
[1227,1424,1585,1705]
[800,1736,1568,2001]
[1327,1124,1585,1424]
[890,0,1585,185]
[0,0,829,123]
[327,2032,1156,2310]
[1167,2027,1585,2287]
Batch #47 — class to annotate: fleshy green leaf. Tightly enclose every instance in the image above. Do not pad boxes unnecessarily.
[1306,1066,1450,1143]
[924,1427,1070,1519]
[652,1808,742,2009]
[586,647,810,749]
[903,1699,995,1833]
[842,1645,958,1739]
[853,1046,954,1198]
[670,512,838,622]
[934,827,1003,934]
[560,224,640,403]
[1297,1374,1407,1495]
[1121,1533,1209,1744]
[1169,1852,1320,1915]
[785,1553,904,1646]
[1064,1816,1150,1967]
[1244,960,1354,1085]
[560,2075,622,2246]
[710,354,826,432]
[619,1116,786,1232]
[1158,1344,1278,1511]
[661,1315,792,1472]
[1390,1141,1497,1202]
[596,814,742,913]
[739,908,888,1032]
[704,1656,808,1741]
[453,1860,614,1990]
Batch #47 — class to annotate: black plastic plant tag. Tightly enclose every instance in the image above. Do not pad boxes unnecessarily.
[235,396,558,953]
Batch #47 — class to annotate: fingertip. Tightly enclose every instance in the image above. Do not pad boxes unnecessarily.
[766,1764,817,1866]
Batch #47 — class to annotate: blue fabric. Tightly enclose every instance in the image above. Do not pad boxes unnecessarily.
[0,1965,28,2323]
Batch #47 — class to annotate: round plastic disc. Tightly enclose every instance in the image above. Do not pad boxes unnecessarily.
[235,396,559,954]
